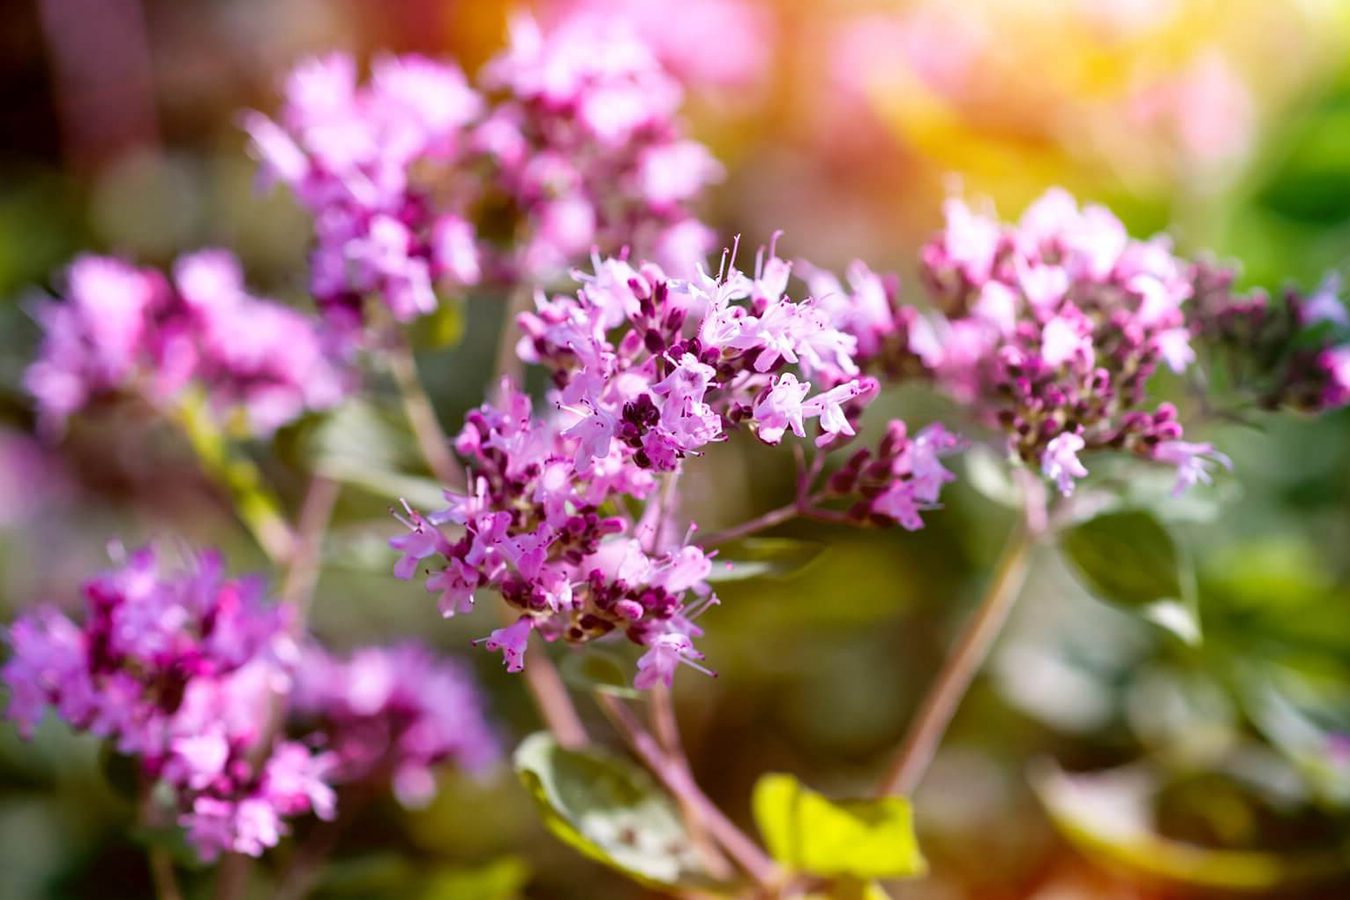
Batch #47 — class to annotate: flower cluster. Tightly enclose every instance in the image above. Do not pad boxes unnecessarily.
[541,0,772,90]
[479,16,721,277]
[391,380,716,685]
[395,241,963,684]
[913,188,1229,496]
[247,16,718,334]
[245,54,484,328]
[1187,266,1350,413]
[25,251,349,437]
[1,548,335,860]
[291,642,499,808]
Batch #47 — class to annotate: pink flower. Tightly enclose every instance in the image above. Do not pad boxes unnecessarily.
[1041,432,1089,496]
[634,632,710,689]
[1153,440,1232,496]
[752,373,810,444]
[483,618,534,673]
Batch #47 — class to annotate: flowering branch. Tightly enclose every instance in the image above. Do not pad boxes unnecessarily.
[699,499,812,548]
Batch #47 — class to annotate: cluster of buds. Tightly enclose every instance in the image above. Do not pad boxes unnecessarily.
[246,15,719,337]
[1187,266,1350,412]
[827,421,964,530]
[912,188,1229,496]
[25,251,349,437]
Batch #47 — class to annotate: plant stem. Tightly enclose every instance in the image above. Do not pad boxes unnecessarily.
[281,475,341,627]
[492,284,533,395]
[700,496,822,547]
[386,329,465,489]
[649,687,734,879]
[597,694,781,890]
[874,525,1033,797]
[518,627,590,749]
[148,846,183,900]
[173,393,294,563]
[139,781,184,900]
[214,475,340,900]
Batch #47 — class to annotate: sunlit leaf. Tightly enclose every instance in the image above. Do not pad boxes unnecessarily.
[419,856,529,900]
[307,398,447,506]
[705,538,827,583]
[1033,762,1350,891]
[408,297,467,350]
[512,732,704,888]
[751,773,925,880]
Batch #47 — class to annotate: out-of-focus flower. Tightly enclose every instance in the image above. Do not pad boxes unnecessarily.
[247,17,720,334]
[0,429,71,527]
[1,547,335,861]
[25,252,350,437]
[541,0,773,90]
[915,188,1215,496]
[291,643,498,808]
[1187,266,1350,413]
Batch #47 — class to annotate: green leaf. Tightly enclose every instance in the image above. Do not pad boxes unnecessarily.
[751,773,926,880]
[705,538,827,583]
[559,648,642,699]
[512,732,704,888]
[1059,510,1184,609]
[307,399,447,507]
[1032,762,1350,891]
[130,823,209,870]
[419,857,530,900]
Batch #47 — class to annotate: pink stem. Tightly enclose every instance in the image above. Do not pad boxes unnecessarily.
[597,694,780,889]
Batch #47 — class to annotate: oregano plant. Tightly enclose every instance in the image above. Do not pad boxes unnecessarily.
[3,9,1350,900]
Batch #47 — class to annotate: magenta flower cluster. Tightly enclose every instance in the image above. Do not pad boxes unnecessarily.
[25,251,349,437]
[1,548,333,860]
[246,15,718,336]
[912,188,1232,497]
[1,548,498,861]
[291,642,499,808]
[393,241,963,684]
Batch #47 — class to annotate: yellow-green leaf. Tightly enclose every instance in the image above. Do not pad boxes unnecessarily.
[751,773,926,880]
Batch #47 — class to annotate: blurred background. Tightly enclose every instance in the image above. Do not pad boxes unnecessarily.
[3,0,1350,897]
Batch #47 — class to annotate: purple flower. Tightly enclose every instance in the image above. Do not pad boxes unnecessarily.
[1041,432,1089,497]
[915,188,1224,492]
[1152,440,1232,496]
[634,632,710,690]
[2,546,335,862]
[291,643,499,807]
[25,252,350,437]
[483,618,534,673]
